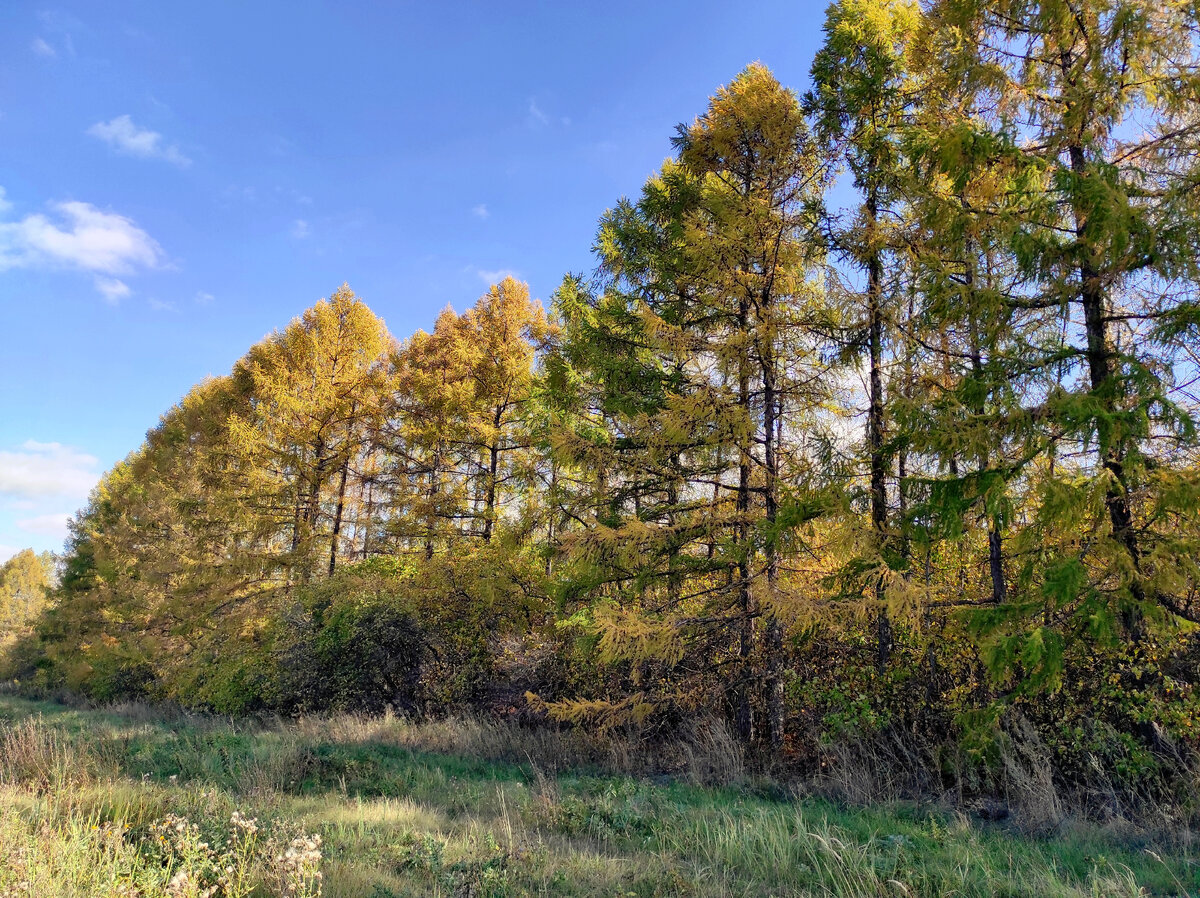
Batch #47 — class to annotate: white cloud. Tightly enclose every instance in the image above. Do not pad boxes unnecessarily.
[148,297,176,311]
[94,276,131,304]
[472,204,489,220]
[0,198,165,293]
[15,511,74,540]
[0,195,164,299]
[195,291,214,304]
[477,268,519,285]
[31,37,56,58]
[527,98,569,128]
[291,219,310,239]
[35,11,80,59]
[0,441,100,500]
[527,99,549,126]
[0,545,20,564]
[87,115,191,167]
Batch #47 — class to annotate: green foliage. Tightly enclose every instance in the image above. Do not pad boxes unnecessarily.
[270,566,428,714]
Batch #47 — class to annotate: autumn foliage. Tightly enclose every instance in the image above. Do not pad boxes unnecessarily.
[8,0,1200,822]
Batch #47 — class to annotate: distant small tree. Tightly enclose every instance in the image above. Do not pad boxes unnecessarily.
[0,549,53,641]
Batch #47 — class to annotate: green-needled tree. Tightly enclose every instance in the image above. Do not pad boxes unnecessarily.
[806,0,923,671]
[924,0,1200,691]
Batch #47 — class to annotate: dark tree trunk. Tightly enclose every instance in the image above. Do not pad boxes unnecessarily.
[483,403,504,542]
[1068,141,1146,640]
[328,453,350,577]
[761,284,785,748]
[866,190,891,673]
[734,292,755,745]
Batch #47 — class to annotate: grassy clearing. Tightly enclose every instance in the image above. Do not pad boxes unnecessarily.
[0,695,1195,897]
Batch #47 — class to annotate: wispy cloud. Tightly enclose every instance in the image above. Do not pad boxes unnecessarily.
[148,297,176,312]
[290,219,311,239]
[477,267,519,285]
[31,37,56,58]
[0,441,100,500]
[87,115,191,167]
[36,10,81,58]
[94,276,131,304]
[0,193,165,298]
[195,291,214,304]
[472,204,489,220]
[527,99,550,126]
[15,511,74,539]
[527,97,570,129]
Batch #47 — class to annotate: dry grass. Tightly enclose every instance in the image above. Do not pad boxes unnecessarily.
[805,725,940,807]
[287,707,744,785]
[0,695,1196,897]
[0,719,103,794]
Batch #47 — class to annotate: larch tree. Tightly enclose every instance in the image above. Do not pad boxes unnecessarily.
[0,549,53,644]
[229,285,391,584]
[806,0,923,672]
[928,0,1200,688]
[455,277,550,543]
[385,308,474,557]
[552,64,828,745]
[895,12,1035,614]
[383,278,547,555]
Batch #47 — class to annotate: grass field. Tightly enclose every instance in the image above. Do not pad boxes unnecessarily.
[0,694,1196,897]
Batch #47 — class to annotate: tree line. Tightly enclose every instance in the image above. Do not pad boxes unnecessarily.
[9,0,1200,799]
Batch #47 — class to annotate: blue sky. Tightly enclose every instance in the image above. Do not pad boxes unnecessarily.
[0,2,828,561]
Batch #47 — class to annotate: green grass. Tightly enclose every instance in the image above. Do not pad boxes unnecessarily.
[0,694,1195,897]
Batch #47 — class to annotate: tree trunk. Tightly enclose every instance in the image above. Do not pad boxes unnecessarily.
[1068,141,1146,640]
[734,292,755,745]
[963,235,1008,608]
[761,285,785,748]
[360,477,374,560]
[483,404,504,542]
[297,435,327,583]
[425,441,442,560]
[866,190,891,673]
[328,453,350,577]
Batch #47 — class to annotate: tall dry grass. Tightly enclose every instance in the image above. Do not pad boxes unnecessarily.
[287,707,744,785]
[1,695,1195,897]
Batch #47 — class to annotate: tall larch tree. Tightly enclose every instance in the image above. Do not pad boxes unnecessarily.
[807,0,923,672]
[553,64,828,746]
[229,285,390,584]
[929,0,1200,688]
[455,277,550,543]
[383,279,547,555]
[896,13,1035,615]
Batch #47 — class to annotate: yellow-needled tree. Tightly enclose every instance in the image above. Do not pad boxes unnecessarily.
[551,65,831,746]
